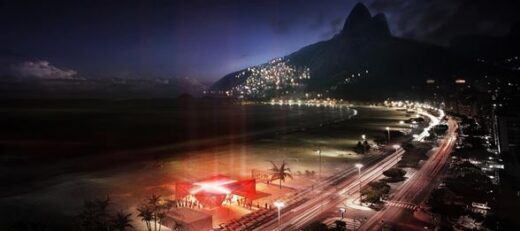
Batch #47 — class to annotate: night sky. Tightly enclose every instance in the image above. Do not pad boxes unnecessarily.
[1,0,520,81]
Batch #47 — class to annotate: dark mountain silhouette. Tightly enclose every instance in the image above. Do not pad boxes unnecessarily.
[340,4,390,38]
[211,3,514,100]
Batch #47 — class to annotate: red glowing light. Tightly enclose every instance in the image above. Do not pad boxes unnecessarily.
[175,175,257,208]
[191,180,236,194]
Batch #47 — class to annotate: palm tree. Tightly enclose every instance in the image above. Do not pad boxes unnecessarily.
[136,194,169,231]
[110,211,134,231]
[147,194,162,231]
[148,194,162,208]
[269,161,293,189]
[77,196,112,231]
[137,205,153,231]
[156,212,166,231]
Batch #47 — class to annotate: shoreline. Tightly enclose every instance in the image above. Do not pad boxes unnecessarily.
[0,102,357,196]
[0,103,419,230]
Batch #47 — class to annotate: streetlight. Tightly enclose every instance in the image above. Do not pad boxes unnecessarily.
[315,148,322,181]
[355,163,363,205]
[315,148,322,211]
[339,207,346,220]
[361,134,366,140]
[399,120,405,125]
[274,201,285,227]
[392,144,400,151]
[385,127,390,142]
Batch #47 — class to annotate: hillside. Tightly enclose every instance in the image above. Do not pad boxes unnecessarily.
[211,3,509,100]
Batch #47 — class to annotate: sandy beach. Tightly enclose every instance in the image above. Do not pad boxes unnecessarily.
[0,101,416,229]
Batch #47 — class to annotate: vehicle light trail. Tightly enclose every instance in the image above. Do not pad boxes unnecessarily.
[359,118,457,230]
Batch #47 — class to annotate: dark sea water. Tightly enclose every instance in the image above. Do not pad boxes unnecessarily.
[0,99,355,193]
[0,99,414,230]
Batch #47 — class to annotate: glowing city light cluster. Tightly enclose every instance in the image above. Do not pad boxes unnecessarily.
[268,98,349,108]
[343,69,369,84]
[326,69,370,91]
[499,55,520,71]
[228,58,311,98]
[384,100,445,142]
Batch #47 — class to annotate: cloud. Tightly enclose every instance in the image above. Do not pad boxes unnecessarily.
[308,14,325,30]
[364,0,520,45]
[320,17,344,39]
[12,60,78,80]
[364,0,460,40]
[269,18,292,34]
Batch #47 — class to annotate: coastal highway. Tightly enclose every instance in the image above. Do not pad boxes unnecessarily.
[259,111,450,231]
[253,147,405,231]
[359,117,458,230]
[220,107,444,231]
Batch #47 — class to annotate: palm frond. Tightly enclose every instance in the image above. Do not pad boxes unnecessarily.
[286,173,293,179]
[269,161,279,170]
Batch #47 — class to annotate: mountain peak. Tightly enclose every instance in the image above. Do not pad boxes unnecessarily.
[341,3,371,35]
[340,3,391,38]
[372,13,391,36]
[350,3,371,20]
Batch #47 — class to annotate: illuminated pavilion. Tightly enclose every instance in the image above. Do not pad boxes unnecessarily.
[175,175,257,208]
